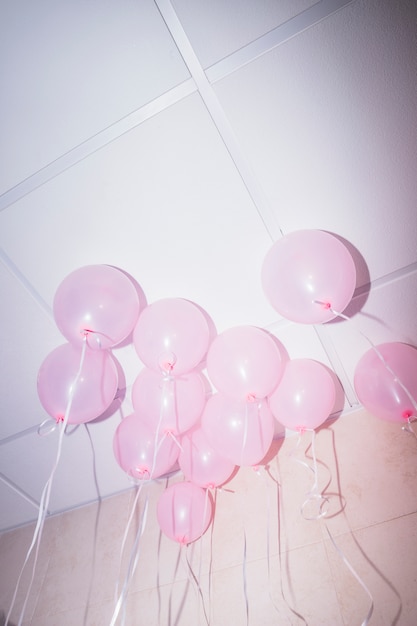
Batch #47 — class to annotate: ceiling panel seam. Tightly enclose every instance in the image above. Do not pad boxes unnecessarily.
[205,0,357,84]
[0,0,356,214]
[0,247,54,320]
[0,473,41,511]
[154,0,283,242]
[0,79,196,212]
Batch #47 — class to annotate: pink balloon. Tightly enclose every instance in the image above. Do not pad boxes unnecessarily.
[113,414,179,480]
[354,342,417,423]
[206,326,284,401]
[132,368,206,435]
[133,298,210,375]
[53,265,141,350]
[262,230,356,324]
[268,359,336,431]
[179,427,236,488]
[37,343,118,424]
[201,393,275,467]
[157,481,213,544]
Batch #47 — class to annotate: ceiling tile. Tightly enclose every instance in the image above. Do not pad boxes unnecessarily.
[0,93,276,333]
[0,0,190,194]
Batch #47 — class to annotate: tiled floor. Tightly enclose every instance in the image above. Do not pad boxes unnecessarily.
[1,408,417,625]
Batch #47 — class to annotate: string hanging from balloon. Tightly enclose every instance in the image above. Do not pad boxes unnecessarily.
[6,334,89,626]
[110,484,150,626]
[316,302,417,426]
[288,427,375,626]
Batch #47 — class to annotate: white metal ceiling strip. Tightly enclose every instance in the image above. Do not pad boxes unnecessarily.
[0,247,54,320]
[154,0,284,242]
[206,0,357,83]
[0,78,196,212]
[0,472,41,511]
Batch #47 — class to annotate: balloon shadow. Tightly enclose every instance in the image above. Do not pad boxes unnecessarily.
[0,611,17,626]
[324,232,371,321]
[108,266,148,349]
[88,353,127,424]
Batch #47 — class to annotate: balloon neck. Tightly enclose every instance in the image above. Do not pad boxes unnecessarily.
[246,392,257,403]
[158,352,177,374]
[55,414,65,424]
[314,300,332,310]
[402,409,413,420]
[82,328,102,348]
[177,535,188,546]
[132,466,150,479]
[296,425,307,435]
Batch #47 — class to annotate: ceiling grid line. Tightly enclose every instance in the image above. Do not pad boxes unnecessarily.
[0,247,54,321]
[0,79,197,213]
[154,0,367,410]
[154,0,284,242]
[205,0,357,83]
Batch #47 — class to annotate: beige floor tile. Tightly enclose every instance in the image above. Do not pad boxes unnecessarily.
[319,410,417,533]
[323,512,417,625]
[211,541,343,626]
[0,514,61,623]
[32,492,132,619]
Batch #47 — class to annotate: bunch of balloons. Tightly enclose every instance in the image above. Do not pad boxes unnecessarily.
[36,230,416,545]
[37,265,141,424]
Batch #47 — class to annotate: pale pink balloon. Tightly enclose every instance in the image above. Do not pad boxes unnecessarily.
[132,368,206,435]
[206,326,284,401]
[53,265,141,350]
[157,481,213,544]
[268,359,336,431]
[354,342,417,423]
[179,427,236,488]
[201,393,275,467]
[113,413,179,480]
[262,230,356,324]
[37,343,118,424]
[133,298,210,375]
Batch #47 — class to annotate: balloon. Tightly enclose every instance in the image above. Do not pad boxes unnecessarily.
[133,298,210,375]
[113,414,179,480]
[179,427,236,488]
[132,368,206,435]
[206,326,284,401]
[354,342,417,423]
[53,265,141,350]
[261,230,356,324]
[268,359,336,431]
[201,393,275,466]
[157,481,213,544]
[37,343,118,424]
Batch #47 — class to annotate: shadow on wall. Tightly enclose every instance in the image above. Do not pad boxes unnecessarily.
[0,611,17,626]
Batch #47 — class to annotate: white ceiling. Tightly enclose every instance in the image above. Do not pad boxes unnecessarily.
[1,0,417,533]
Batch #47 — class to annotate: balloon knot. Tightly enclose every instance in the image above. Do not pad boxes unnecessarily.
[296,425,306,435]
[177,535,188,546]
[313,300,331,310]
[246,392,257,403]
[55,414,65,424]
[207,482,215,490]
[134,467,150,478]
[402,409,413,419]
